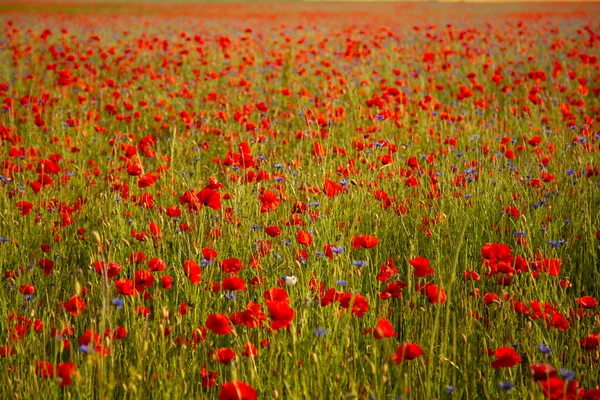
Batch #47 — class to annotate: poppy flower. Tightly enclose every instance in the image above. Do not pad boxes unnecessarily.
[547,311,569,331]
[408,257,434,277]
[93,261,122,279]
[114,278,137,296]
[148,258,166,272]
[183,259,202,284]
[211,347,236,364]
[133,270,155,292]
[259,190,280,213]
[62,296,86,316]
[16,201,34,216]
[198,187,221,210]
[323,179,345,197]
[576,334,599,350]
[425,284,447,304]
[296,230,313,247]
[56,362,77,386]
[206,313,234,335]
[265,225,281,237]
[491,347,521,369]
[243,342,258,358]
[576,296,598,309]
[373,317,398,340]
[218,381,257,400]
[351,234,379,249]
[39,258,54,276]
[220,258,244,274]
[199,248,217,262]
[530,363,557,382]
[481,243,513,262]
[35,360,54,378]
[128,252,147,265]
[200,366,218,389]
[0,346,14,357]
[166,206,182,218]
[222,276,246,291]
[390,343,424,364]
[539,377,581,400]
[337,293,369,318]
[240,301,267,328]
[161,276,173,290]
[376,258,398,282]
[267,300,295,330]
[264,287,289,303]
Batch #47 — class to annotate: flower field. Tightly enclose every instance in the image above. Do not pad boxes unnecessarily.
[0,2,599,399]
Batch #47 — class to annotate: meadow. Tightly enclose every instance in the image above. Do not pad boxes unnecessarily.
[0,2,599,399]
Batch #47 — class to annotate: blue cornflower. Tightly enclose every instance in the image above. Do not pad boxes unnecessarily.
[539,343,553,355]
[560,368,575,381]
[112,297,124,309]
[313,328,327,336]
[331,246,344,254]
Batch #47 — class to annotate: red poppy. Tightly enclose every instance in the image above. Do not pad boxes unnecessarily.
[218,381,257,400]
[36,360,54,378]
[376,259,398,282]
[114,278,137,296]
[390,343,424,364]
[133,270,155,292]
[211,347,236,364]
[39,258,54,276]
[547,311,569,331]
[62,296,86,316]
[323,179,345,197]
[240,301,267,328]
[373,317,398,340]
[93,261,122,279]
[166,206,182,218]
[264,287,290,303]
[576,296,598,309]
[539,377,581,400]
[198,187,221,210]
[259,190,280,213]
[16,201,34,216]
[576,333,599,350]
[148,258,166,272]
[490,347,521,369]
[243,342,258,358]
[56,362,77,386]
[351,234,379,249]
[206,313,234,335]
[220,258,245,274]
[267,300,295,330]
[265,225,281,237]
[530,363,557,382]
[0,346,14,357]
[183,259,202,284]
[113,327,127,340]
[200,366,218,389]
[296,230,313,247]
[222,276,246,291]
[408,257,434,277]
[128,252,147,265]
[425,284,447,304]
[161,276,173,290]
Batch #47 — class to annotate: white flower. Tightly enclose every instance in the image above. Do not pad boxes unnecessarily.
[285,275,298,286]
